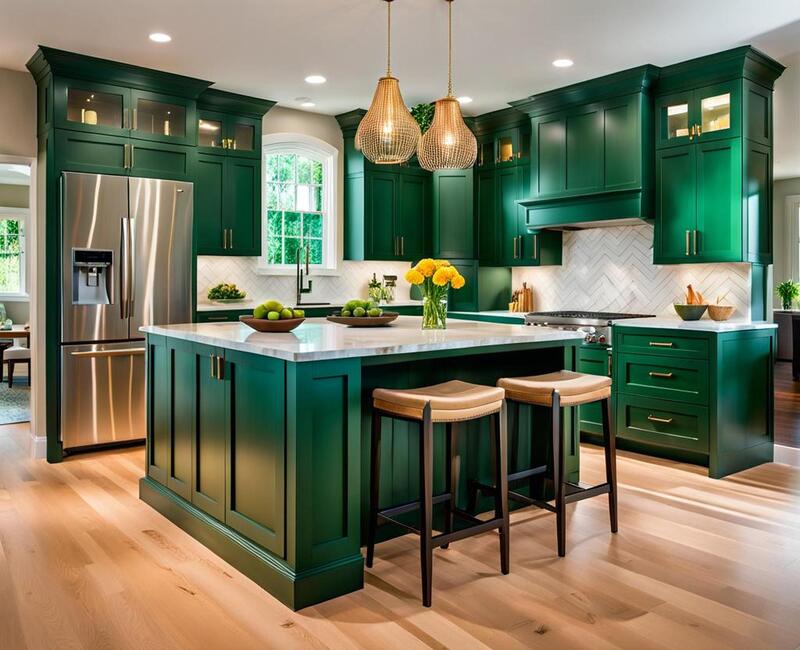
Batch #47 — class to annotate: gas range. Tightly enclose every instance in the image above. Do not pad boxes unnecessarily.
[524,310,655,346]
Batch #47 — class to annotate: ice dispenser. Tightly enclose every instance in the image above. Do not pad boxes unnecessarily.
[72,248,113,305]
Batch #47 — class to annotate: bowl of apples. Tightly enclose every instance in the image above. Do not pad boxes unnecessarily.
[240,300,305,332]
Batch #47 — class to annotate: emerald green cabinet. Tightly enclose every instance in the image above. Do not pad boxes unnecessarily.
[477,125,530,168]
[432,168,474,259]
[130,89,196,146]
[197,109,260,158]
[196,154,261,255]
[577,346,610,437]
[656,80,740,149]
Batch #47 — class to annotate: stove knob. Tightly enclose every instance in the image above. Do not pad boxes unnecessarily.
[598,334,607,344]
[586,334,597,343]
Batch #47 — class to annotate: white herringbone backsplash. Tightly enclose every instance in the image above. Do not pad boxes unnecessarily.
[512,224,752,318]
[197,257,413,306]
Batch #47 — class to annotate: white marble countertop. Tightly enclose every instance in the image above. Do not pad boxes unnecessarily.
[141,316,584,362]
[615,317,777,332]
[449,310,526,321]
[196,299,423,312]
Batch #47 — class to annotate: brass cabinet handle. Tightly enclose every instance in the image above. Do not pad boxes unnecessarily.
[222,229,227,249]
[228,228,233,249]
[696,124,702,136]
[693,230,698,256]
[210,353,216,379]
[685,230,690,256]
[533,233,539,260]
[688,125,694,141]
[512,236,517,259]
[132,108,138,131]
[649,371,674,378]
[123,108,130,130]
[222,138,228,149]
[216,355,224,381]
[130,144,134,168]
[649,341,673,348]
[647,415,673,424]
[230,138,236,150]
[206,315,228,321]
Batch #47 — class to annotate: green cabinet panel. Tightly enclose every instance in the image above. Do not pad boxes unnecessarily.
[565,105,603,193]
[129,139,193,181]
[53,77,130,137]
[656,80,740,149]
[195,154,226,253]
[744,141,772,263]
[397,173,428,261]
[617,394,709,453]
[130,89,197,146]
[743,79,772,146]
[617,353,709,405]
[532,114,566,197]
[225,350,285,556]
[55,130,128,175]
[226,157,261,255]
[432,169,474,259]
[366,172,397,260]
[616,330,709,359]
[654,144,696,263]
[197,110,260,158]
[498,166,521,263]
[695,138,741,261]
[577,346,610,436]
[147,335,170,486]
[168,339,195,500]
[477,169,498,265]
[192,343,227,521]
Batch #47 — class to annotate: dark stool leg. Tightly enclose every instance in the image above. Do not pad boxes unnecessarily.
[492,403,510,574]
[26,360,30,386]
[551,390,566,557]
[601,397,618,533]
[8,360,14,387]
[366,408,382,568]
[419,403,434,607]
[441,422,459,549]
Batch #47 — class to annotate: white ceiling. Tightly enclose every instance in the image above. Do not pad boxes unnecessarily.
[2,0,800,116]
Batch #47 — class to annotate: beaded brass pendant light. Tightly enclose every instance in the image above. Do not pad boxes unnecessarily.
[355,0,421,165]
[417,0,477,171]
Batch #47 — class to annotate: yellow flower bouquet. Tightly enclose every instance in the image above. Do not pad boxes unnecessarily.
[404,259,465,329]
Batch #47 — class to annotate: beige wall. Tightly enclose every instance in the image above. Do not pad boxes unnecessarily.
[0,68,36,158]
[0,183,29,208]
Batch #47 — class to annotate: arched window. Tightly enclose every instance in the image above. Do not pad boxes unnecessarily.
[262,133,337,271]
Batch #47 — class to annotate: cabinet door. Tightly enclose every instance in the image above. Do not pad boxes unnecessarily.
[577,347,610,435]
[655,91,693,149]
[495,128,521,166]
[224,157,261,256]
[744,141,772,264]
[654,145,697,264]
[695,80,740,144]
[54,78,130,137]
[695,138,742,262]
[397,173,427,261]
[226,116,261,158]
[192,344,227,521]
[55,130,129,175]
[128,140,193,181]
[195,154,226,254]
[167,339,195,500]
[447,259,479,312]
[197,110,227,154]
[565,104,603,194]
[225,351,285,555]
[531,113,566,197]
[432,169,475,259]
[477,169,498,265]
[147,336,169,486]
[366,172,398,260]
[130,89,196,146]
[497,167,520,265]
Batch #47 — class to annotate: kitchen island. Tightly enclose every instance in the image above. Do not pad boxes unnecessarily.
[139,317,583,609]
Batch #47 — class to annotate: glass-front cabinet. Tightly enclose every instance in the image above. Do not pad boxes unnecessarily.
[656,80,740,148]
[130,90,195,145]
[197,112,260,158]
[477,127,530,167]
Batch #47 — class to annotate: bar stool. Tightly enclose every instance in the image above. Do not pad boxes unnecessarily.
[366,380,510,607]
[474,370,617,557]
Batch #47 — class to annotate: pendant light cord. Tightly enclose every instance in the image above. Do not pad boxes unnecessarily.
[386,0,392,76]
[447,0,453,97]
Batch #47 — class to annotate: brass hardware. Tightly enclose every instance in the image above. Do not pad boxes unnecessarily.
[229,228,233,249]
[132,108,138,131]
[692,229,698,256]
[649,371,674,378]
[688,125,694,141]
[516,151,522,160]
[685,230,690,256]
[400,235,404,256]
[647,415,673,424]
[216,355,224,380]
[222,229,227,249]
[513,236,518,259]
[206,315,228,321]
[210,353,216,379]
[607,353,612,376]
[123,144,129,169]
[123,108,130,130]
[130,144,134,168]
[649,341,673,348]
[533,233,539,259]
[222,138,228,149]
[230,138,236,150]
[696,124,702,136]
[70,348,145,358]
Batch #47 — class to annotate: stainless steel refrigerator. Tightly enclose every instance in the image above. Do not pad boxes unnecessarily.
[60,172,192,450]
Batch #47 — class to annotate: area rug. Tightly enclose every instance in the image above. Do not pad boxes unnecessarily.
[0,380,30,424]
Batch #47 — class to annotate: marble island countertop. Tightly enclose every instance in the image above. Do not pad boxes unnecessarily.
[196,299,423,312]
[615,317,777,332]
[141,316,584,362]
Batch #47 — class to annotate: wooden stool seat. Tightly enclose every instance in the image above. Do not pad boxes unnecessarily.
[498,370,611,406]
[367,380,510,607]
[373,380,504,422]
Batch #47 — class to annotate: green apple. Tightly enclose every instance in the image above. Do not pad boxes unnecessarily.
[341,309,352,317]
[253,304,269,319]
[368,308,382,317]
[292,309,305,318]
[353,307,366,317]
[280,308,294,320]
[263,299,284,313]
[267,311,280,321]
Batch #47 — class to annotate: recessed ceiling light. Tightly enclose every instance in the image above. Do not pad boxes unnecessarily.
[457,96,473,104]
[149,32,172,43]
[305,75,327,85]
[552,58,574,68]
[301,101,316,108]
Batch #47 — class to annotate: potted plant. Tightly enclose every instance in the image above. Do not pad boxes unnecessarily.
[405,259,465,329]
[776,280,800,310]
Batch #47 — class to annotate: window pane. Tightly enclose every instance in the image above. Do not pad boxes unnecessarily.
[312,185,322,212]
[0,219,21,293]
[303,213,322,238]
[277,154,295,182]
[266,210,282,237]
[284,211,301,237]
[666,103,689,139]
[267,235,282,265]
[265,155,281,182]
[296,185,311,211]
[297,156,313,184]
[312,160,323,184]
[277,184,295,210]
[265,183,279,209]
[307,239,322,265]
[284,237,301,265]
[701,93,731,134]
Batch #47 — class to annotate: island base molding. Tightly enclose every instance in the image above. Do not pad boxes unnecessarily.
[139,477,365,610]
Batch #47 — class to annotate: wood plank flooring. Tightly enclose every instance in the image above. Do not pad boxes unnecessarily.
[775,361,800,448]
[1,422,799,649]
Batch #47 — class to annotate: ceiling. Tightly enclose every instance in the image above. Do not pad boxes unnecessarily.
[2,0,800,117]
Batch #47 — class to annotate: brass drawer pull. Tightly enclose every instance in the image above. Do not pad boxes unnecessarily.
[206,315,228,321]
[649,371,674,378]
[649,341,673,348]
[647,415,673,424]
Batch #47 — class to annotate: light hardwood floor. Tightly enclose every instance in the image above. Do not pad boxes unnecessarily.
[1,422,799,650]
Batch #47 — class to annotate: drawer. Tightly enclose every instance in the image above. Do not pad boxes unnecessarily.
[617,394,708,453]
[196,310,248,323]
[615,329,709,359]
[617,353,708,405]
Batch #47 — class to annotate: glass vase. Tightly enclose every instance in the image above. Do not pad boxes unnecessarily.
[422,294,448,330]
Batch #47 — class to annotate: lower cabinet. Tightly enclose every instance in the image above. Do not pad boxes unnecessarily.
[147,337,286,556]
[577,346,610,436]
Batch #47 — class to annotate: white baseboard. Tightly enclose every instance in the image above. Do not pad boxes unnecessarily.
[774,444,800,468]
[30,434,46,459]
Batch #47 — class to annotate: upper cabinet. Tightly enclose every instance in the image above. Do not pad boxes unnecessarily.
[196,89,272,159]
[476,119,531,169]
[652,47,784,264]
[512,65,659,229]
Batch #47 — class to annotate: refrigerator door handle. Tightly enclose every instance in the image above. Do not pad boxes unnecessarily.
[120,217,129,319]
[127,217,135,314]
[70,348,145,358]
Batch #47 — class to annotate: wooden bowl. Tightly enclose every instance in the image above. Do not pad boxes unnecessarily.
[239,315,305,332]
[673,304,708,321]
[707,304,735,321]
[326,312,399,327]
